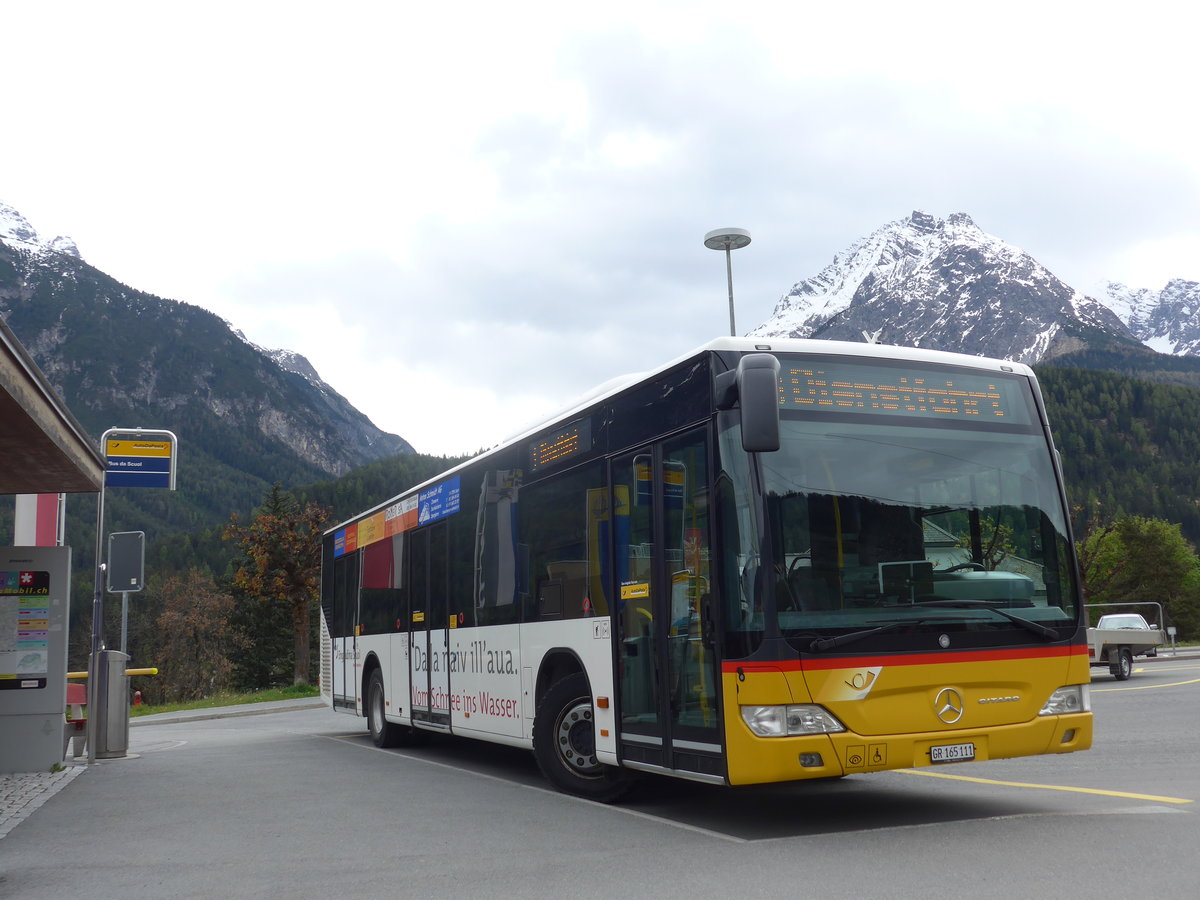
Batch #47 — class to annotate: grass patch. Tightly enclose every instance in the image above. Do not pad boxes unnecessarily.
[130,683,320,718]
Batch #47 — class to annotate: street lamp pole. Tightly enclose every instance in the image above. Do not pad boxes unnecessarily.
[704,227,751,337]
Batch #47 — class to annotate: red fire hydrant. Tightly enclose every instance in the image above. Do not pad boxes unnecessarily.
[133,690,143,706]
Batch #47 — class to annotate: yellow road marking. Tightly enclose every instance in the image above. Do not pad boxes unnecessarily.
[1131,664,1200,672]
[1093,676,1200,693]
[897,768,1193,804]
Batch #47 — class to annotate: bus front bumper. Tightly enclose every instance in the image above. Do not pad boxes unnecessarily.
[724,712,1093,786]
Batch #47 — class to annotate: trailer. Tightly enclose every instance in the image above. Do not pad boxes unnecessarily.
[1088,613,1166,680]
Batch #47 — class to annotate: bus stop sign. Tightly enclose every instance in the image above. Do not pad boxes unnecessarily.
[104,431,177,489]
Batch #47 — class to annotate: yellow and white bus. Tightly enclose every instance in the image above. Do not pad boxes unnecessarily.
[320,337,1091,800]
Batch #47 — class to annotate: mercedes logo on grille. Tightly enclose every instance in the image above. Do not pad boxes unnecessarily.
[934,687,964,724]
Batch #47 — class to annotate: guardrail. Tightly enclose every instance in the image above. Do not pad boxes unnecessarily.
[66,668,159,679]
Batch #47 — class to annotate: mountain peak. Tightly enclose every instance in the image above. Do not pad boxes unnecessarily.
[0,200,82,259]
[909,209,940,233]
[751,211,1135,363]
[1102,278,1200,356]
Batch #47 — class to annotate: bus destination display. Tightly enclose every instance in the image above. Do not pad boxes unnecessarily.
[529,418,592,472]
[778,359,1029,424]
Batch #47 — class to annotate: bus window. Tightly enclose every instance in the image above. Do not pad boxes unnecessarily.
[475,469,521,627]
[359,535,403,634]
[518,461,604,621]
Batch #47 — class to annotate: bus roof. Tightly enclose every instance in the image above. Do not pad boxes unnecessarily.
[325,336,1037,536]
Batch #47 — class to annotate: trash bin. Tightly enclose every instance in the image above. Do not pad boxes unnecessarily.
[93,649,130,759]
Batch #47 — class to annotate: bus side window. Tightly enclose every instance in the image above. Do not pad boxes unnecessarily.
[360,536,403,634]
[331,553,358,639]
[476,469,522,627]
[519,461,604,623]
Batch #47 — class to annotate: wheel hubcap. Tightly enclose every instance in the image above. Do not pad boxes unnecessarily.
[556,699,600,777]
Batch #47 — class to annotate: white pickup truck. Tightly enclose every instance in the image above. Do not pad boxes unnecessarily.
[1088,613,1166,681]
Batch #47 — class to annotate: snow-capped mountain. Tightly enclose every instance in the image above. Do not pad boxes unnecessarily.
[1101,279,1200,357]
[1,199,366,435]
[265,347,325,386]
[0,199,414,481]
[0,201,81,258]
[229,325,327,388]
[752,211,1139,364]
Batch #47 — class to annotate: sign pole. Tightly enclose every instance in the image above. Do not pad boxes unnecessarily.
[88,427,177,765]
[120,592,130,654]
[86,448,109,766]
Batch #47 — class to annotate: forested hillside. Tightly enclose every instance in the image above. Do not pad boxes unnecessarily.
[1044,345,1200,391]
[1037,367,1200,545]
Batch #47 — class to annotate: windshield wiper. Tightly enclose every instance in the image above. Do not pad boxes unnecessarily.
[909,598,1059,640]
[809,618,950,652]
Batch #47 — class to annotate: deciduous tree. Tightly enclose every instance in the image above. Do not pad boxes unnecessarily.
[155,569,242,702]
[225,484,330,685]
[1078,514,1200,638]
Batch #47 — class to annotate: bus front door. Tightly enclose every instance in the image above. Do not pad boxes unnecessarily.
[613,428,723,780]
[408,523,451,727]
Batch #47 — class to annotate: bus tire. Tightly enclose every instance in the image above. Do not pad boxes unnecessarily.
[1110,647,1133,681]
[367,668,405,748]
[533,673,633,802]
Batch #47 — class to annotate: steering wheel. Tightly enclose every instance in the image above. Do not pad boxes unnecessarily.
[943,562,985,573]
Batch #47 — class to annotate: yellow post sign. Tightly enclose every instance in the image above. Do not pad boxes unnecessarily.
[104,432,177,489]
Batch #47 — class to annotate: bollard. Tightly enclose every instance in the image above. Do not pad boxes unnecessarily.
[93,650,131,758]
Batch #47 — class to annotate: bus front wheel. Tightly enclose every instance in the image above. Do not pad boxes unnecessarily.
[533,673,632,802]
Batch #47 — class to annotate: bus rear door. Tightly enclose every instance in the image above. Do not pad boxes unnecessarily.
[408,523,451,726]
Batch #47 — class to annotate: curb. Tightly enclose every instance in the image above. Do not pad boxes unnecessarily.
[130,698,327,727]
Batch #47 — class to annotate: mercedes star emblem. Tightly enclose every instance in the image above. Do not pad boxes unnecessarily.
[934,687,964,724]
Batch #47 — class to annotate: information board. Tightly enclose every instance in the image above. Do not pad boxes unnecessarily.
[0,546,71,773]
[0,569,51,690]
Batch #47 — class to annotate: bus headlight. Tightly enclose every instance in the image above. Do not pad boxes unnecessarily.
[741,704,847,737]
[1039,684,1091,716]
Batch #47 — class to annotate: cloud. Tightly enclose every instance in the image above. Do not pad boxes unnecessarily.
[3,1,1198,454]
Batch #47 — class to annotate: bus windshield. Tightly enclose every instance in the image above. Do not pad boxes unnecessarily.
[718,381,1079,655]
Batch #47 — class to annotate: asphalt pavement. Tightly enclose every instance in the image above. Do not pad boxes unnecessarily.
[2,649,1196,845]
[0,697,323,840]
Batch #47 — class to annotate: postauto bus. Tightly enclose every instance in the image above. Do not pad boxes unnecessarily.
[320,338,1091,800]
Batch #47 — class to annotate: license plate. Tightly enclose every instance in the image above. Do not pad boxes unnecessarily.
[930,742,975,763]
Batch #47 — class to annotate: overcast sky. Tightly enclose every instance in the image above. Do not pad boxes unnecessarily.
[4,1,1197,456]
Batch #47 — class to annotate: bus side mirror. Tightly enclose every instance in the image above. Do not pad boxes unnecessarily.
[716,353,780,453]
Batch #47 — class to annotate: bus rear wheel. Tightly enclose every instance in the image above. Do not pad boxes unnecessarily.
[533,673,632,802]
[367,669,424,748]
